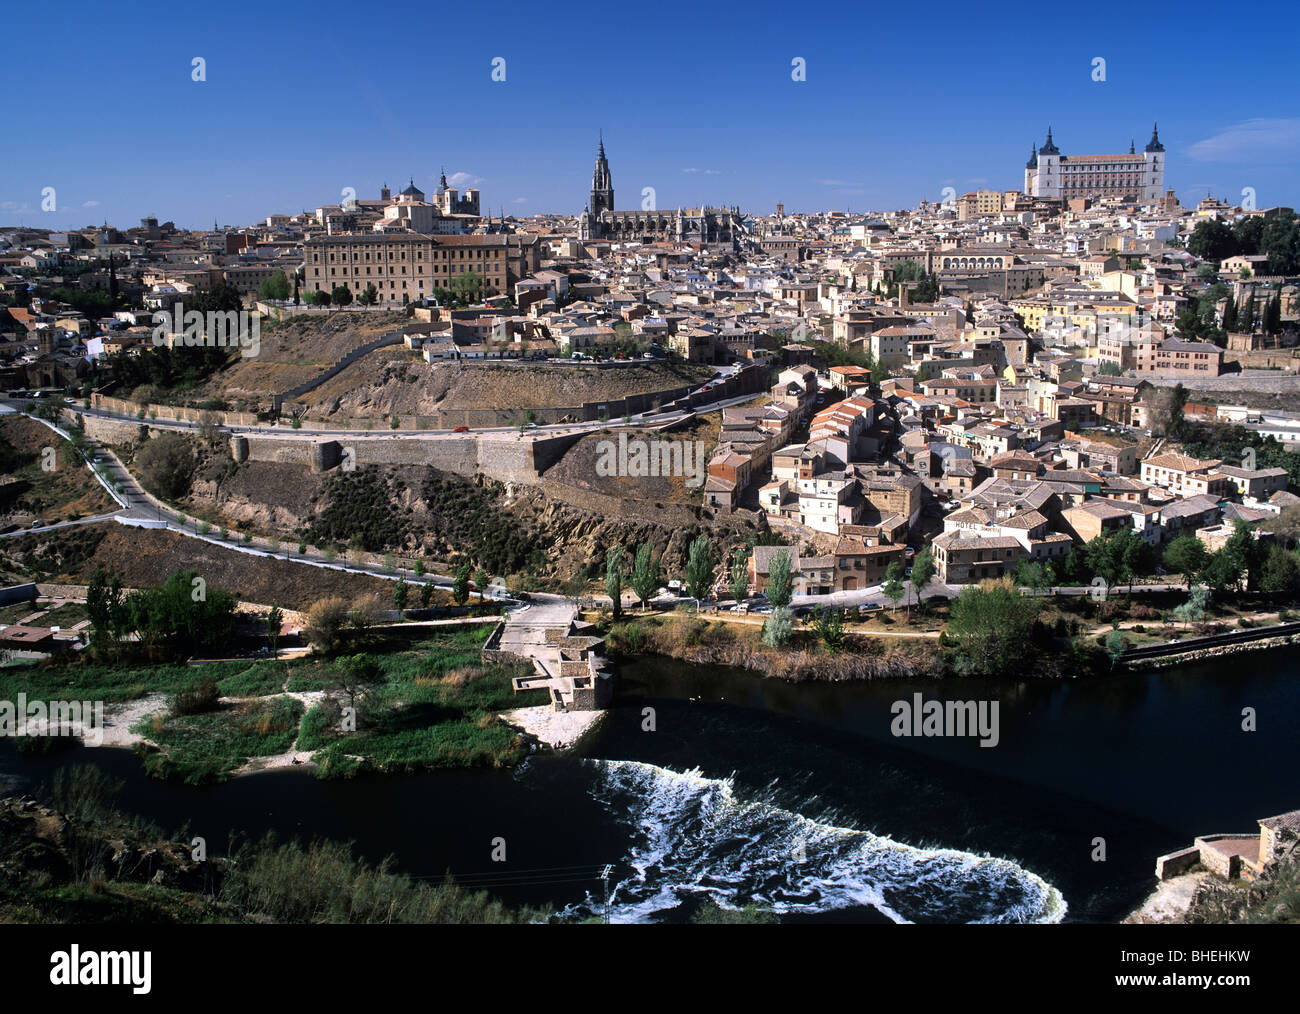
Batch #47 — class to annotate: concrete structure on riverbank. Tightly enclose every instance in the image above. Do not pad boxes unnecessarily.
[1155,809,1300,882]
[488,599,613,712]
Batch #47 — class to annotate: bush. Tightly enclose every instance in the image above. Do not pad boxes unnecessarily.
[298,699,343,752]
[761,607,794,647]
[608,622,645,654]
[306,596,350,654]
[172,676,220,716]
[135,432,195,499]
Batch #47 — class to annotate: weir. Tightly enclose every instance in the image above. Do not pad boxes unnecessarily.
[493,598,612,711]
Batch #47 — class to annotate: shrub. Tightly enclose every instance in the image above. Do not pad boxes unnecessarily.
[135,432,195,499]
[306,596,350,654]
[761,607,794,647]
[172,675,220,716]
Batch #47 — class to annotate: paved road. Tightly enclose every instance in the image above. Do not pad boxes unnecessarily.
[3,407,533,600]
[2,362,752,443]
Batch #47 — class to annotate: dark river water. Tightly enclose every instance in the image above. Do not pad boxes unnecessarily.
[2,648,1297,923]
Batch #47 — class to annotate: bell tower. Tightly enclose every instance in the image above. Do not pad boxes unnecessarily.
[589,131,614,219]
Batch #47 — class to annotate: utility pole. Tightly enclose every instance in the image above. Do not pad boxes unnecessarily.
[601,865,612,925]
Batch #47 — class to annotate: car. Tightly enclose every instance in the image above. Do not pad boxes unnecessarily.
[29,519,42,528]
[452,426,470,433]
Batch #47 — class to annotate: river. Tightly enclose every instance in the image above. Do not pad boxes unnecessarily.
[2,647,1295,923]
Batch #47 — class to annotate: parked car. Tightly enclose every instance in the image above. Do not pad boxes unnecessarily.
[452,426,470,433]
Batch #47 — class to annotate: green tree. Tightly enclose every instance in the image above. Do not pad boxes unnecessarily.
[266,606,283,659]
[419,582,435,608]
[86,564,126,651]
[629,544,660,610]
[259,270,291,302]
[450,270,485,305]
[1258,544,1299,594]
[729,548,750,606]
[765,549,794,609]
[1163,535,1209,588]
[337,653,384,719]
[125,569,237,656]
[910,546,936,615]
[1015,558,1055,596]
[393,578,409,612]
[881,560,905,615]
[1174,585,1209,627]
[1186,219,1238,262]
[359,283,379,306]
[1265,292,1283,335]
[761,606,794,648]
[474,567,491,602]
[306,596,349,654]
[136,432,196,500]
[685,536,715,603]
[331,285,354,307]
[452,560,472,606]
[946,577,1041,676]
[811,607,846,653]
[1221,294,1238,332]
[604,545,625,620]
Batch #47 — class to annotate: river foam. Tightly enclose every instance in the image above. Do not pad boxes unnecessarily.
[576,758,1067,924]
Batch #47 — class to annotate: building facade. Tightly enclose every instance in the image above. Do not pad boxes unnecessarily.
[1024,125,1165,203]
[577,135,742,245]
[303,232,539,304]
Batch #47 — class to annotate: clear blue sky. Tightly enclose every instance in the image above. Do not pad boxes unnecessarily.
[7,0,1298,230]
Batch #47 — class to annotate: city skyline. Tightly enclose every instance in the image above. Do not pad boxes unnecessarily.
[6,0,1299,230]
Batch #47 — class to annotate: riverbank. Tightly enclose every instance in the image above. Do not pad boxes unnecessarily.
[1123,866,1300,924]
[502,705,607,750]
[597,611,1069,681]
[1122,631,1300,669]
[1123,872,1212,923]
[1,625,550,784]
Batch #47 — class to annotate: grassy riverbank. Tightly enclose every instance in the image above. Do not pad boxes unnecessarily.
[3,625,548,783]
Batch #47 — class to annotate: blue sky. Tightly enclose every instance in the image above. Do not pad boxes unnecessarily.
[6,0,1298,230]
